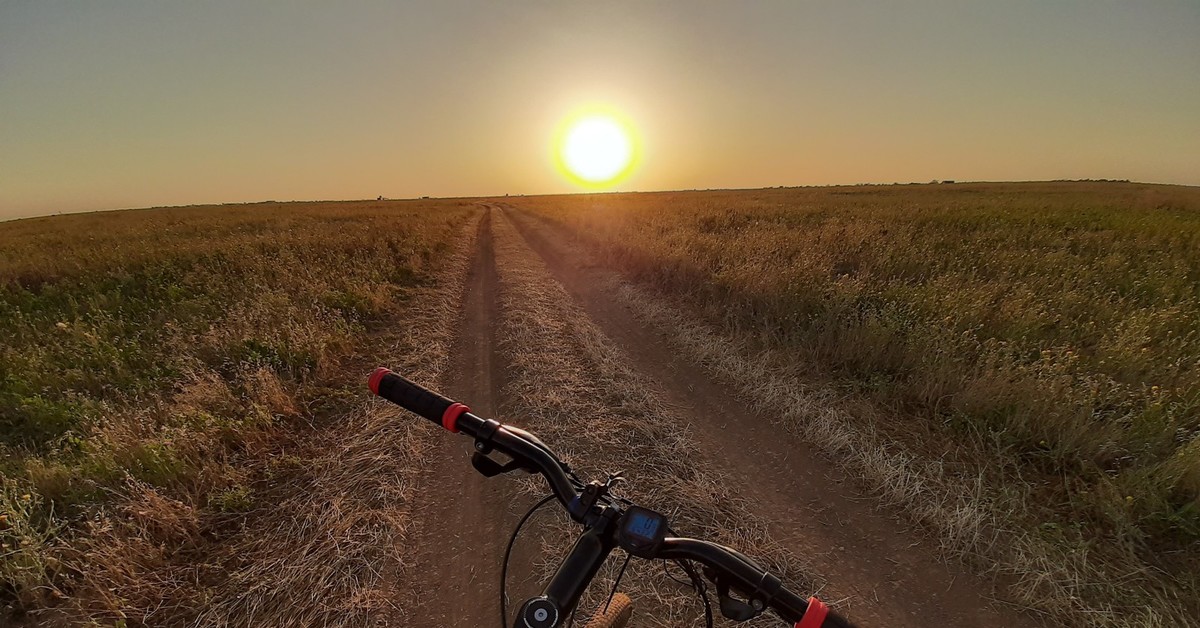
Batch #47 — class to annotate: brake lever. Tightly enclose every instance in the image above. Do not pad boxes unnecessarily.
[467,418,540,477]
[703,566,766,622]
[470,450,531,477]
[471,421,539,477]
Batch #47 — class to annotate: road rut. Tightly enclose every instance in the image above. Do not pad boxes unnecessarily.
[501,206,1030,627]
[399,204,1035,627]
[403,206,528,626]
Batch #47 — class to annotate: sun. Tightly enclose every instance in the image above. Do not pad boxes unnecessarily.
[554,109,638,188]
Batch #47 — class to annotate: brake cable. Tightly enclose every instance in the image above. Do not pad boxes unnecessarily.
[500,476,714,628]
[501,494,557,628]
[663,559,694,586]
[666,525,715,628]
[677,559,716,628]
[601,551,633,613]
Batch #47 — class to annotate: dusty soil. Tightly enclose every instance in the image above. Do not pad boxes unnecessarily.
[399,205,1036,627]
[404,208,523,626]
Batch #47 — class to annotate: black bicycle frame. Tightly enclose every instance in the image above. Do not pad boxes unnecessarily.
[514,521,618,627]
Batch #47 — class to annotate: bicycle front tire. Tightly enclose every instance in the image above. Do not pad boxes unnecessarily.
[583,593,633,628]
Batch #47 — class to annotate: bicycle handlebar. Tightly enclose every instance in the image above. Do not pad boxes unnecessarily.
[658,538,848,626]
[369,367,854,628]
[369,367,458,427]
[371,368,582,509]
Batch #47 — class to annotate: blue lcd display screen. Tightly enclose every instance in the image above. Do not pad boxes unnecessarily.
[626,510,661,540]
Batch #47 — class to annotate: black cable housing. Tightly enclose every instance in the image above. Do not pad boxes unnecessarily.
[501,494,557,628]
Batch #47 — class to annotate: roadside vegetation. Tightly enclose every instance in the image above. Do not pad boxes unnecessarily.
[0,200,475,622]
[515,182,1200,626]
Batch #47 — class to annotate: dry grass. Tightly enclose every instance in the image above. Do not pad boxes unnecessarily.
[612,276,1189,626]
[511,182,1200,627]
[489,209,826,627]
[0,200,480,624]
[188,209,479,626]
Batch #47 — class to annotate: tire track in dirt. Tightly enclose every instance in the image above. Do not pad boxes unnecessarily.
[500,206,1031,628]
[486,202,813,628]
[402,205,516,626]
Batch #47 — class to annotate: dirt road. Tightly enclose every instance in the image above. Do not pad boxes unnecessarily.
[404,208,538,626]
[400,204,1033,626]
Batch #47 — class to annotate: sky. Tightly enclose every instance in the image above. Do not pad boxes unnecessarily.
[1,0,1198,219]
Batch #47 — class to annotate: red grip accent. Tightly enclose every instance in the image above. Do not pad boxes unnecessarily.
[368,367,390,395]
[442,402,469,433]
[796,597,828,628]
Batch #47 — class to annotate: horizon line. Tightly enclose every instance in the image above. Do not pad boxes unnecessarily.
[4,178,1198,225]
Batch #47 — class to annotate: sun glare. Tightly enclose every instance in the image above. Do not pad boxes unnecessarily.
[555,110,637,188]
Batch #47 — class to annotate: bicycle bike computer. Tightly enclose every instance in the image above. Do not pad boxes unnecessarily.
[618,506,667,558]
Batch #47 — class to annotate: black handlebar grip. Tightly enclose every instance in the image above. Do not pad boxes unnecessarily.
[368,367,462,430]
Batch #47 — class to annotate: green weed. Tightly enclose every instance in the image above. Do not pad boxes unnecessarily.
[0,198,475,613]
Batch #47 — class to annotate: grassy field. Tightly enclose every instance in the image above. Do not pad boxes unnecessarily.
[0,200,474,619]
[6,183,1199,626]
[515,181,1200,623]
